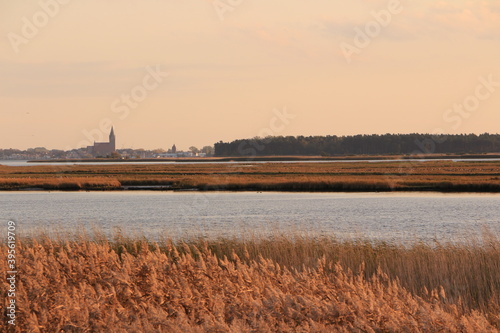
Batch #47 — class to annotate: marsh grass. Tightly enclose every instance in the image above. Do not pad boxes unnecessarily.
[1,231,499,332]
[0,176,121,190]
[1,161,499,191]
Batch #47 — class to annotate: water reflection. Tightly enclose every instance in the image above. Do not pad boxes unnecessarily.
[1,191,498,243]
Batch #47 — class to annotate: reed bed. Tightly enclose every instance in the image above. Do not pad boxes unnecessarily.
[0,177,121,190]
[1,161,499,191]
[1,232,499,332]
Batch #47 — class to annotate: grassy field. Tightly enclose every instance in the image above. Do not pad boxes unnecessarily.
[1,232,499,332]
[0,160,499,191]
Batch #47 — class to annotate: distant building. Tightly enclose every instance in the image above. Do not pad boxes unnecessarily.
[87,127,116,156]
[157,144,197,158]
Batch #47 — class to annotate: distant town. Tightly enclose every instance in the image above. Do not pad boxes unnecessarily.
[2,128,499,160]
[0,127,214,160]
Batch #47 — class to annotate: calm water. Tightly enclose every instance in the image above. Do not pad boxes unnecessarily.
[1,191,498,243]
[2,158,500,167]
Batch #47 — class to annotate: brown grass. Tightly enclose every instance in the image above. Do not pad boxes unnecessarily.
[0,177,121,190]
[1,233,499,332]
[0,160,500,192]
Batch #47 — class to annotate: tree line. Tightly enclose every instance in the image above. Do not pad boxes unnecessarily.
[214,133,500,157]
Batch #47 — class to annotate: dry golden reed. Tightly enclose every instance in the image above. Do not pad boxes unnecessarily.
[1,160,499,191]
[1,233,499,332]
[0,177,121,190]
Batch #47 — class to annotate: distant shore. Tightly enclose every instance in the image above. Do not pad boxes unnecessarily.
[1,160,499,192]
[27,153,500,164]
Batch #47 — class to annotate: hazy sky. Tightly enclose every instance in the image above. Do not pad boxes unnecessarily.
[1,0,499,150]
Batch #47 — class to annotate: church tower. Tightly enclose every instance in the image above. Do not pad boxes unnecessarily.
[109,127,116,151]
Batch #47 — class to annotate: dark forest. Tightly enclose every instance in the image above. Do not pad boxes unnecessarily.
[214,133,500,157]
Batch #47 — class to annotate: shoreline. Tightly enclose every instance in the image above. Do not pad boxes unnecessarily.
[3,184,500,193]
[27,153,500,163]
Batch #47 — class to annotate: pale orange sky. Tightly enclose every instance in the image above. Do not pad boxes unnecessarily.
[1,0,499,150]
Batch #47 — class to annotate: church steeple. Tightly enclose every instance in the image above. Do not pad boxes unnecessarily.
[109,127,116,151]
[87,126,116,156]
[109,127,115,142]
